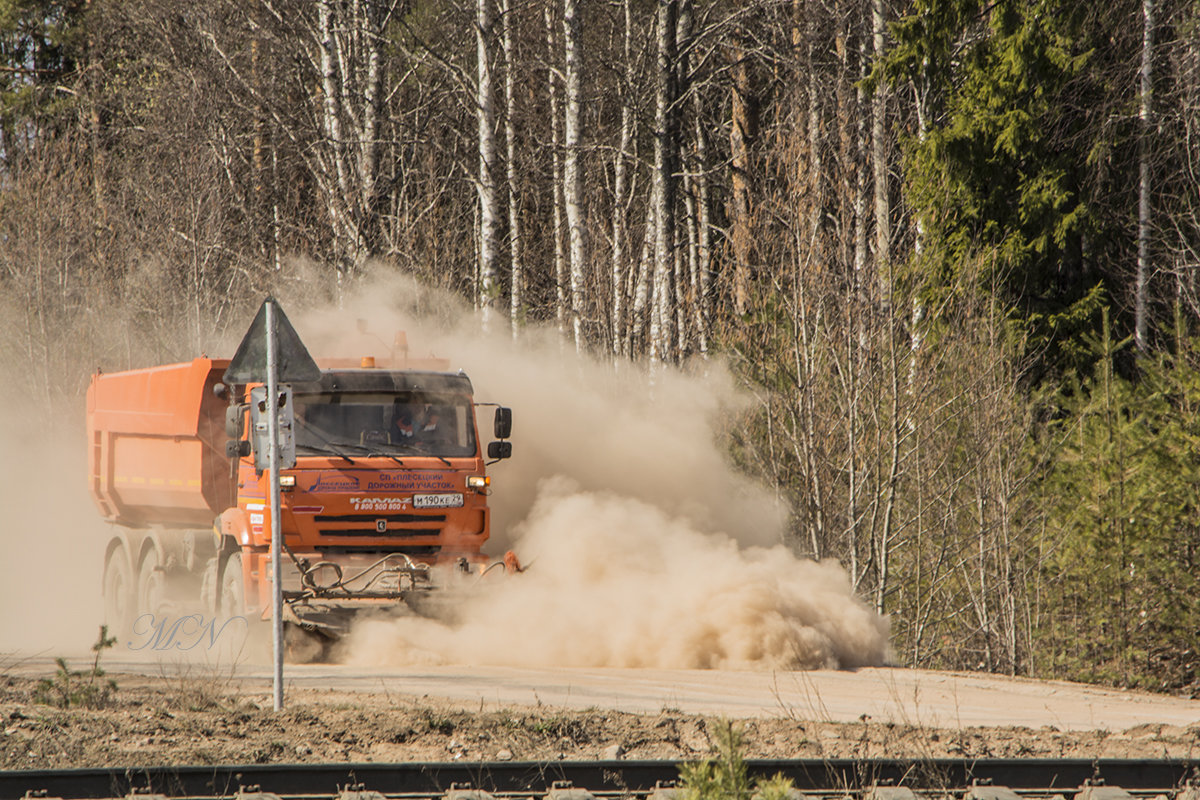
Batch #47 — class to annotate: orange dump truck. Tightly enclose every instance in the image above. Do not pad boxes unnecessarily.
[88,353,513,639]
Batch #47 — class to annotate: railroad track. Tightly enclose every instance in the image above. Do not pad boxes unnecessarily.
[3,759,1199,800]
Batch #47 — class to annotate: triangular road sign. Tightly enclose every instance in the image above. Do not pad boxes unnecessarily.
[223,297,321,384]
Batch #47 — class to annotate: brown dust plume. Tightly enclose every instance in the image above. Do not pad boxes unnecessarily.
[295,272,891,670]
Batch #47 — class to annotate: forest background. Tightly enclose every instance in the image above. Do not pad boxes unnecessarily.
[2,0,1199,691]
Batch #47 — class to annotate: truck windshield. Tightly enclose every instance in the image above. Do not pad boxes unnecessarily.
[294,392,476,459]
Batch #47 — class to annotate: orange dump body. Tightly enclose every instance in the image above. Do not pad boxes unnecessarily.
[87,358,235,527]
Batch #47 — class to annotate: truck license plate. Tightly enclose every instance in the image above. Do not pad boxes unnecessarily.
[413,493,464,509]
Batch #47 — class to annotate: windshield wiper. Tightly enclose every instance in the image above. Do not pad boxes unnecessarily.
[295,444,355,465]
[389,441,454,468]
[334,442,407,467]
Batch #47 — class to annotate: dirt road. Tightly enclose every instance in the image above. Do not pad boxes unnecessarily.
[202,662,1200,731]
[3,656,1200,767]
[12,656,1200,731]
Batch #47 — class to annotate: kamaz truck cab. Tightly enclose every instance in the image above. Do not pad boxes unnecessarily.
[90,351,513,643]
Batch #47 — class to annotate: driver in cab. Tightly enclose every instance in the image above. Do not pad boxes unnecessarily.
[393,405,416,440]
[393,404,442,444]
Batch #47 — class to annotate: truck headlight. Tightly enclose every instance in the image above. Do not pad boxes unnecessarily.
[279,475,296,490]
[466,475,489,490]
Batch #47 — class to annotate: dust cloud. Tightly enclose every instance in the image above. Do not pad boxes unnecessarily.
[0,288,227,660]
[0,409,109,656]
[0,294,106,656]
[295,271,891,670]
[0,269,889,669]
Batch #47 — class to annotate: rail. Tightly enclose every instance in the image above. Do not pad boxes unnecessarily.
[3,758,1199,800]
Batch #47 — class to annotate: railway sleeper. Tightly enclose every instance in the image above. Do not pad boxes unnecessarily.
[444,785,495,800]
[866,786,918,800]
[338,785,386,800]
[1077,782,1137,800]
[967,782,1023,800]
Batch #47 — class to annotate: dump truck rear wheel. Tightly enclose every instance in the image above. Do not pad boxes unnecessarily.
[220,552,245,619]
[137,550,168,620]
[103,548,134,641]
[199,557,220,614]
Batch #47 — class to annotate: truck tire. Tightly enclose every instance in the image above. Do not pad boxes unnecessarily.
[199,557,220,614]
[137,550,168,620]
[220,552,245,619]
[103,547,134,641]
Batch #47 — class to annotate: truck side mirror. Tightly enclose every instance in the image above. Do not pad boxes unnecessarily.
[494,407,512,439]
[249,385,296,471]
[225,405,246,439]
[487,441,512,460]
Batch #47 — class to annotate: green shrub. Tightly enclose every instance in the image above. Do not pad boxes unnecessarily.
[679,721,794,800]
[33,625,118,709]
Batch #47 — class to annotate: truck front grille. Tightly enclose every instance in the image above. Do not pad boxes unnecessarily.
[313,512,446,539]
[319,528,441,538]
[323,546,440,556]
[315,513,447,523]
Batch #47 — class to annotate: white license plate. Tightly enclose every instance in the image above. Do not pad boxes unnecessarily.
[413,493,464,509]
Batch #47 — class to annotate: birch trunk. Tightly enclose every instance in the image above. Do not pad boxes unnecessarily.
[694,111,712,355]
[503,0,523,336]
[683,169,699,356]
[909,73,930,405]
[477,0,500,327]
[1135,0,1154,351]
[847,30,870,560]
[729,33,753,316]
[545,6,567,335]
[610,0,634,355]
[318,0,354,272]
[675,0,694,356]
[871,0,890,309]
[650,0,677,365]
[630,201,655,356]
[855,35,868,306]
[563,0,585,351]
[308,0,393,275]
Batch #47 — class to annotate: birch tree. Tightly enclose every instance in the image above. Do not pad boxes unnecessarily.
[650,0,677,364]
[313,0,396,275]
[728,29,754,317]
[503,0,523,335]
[1135,0,1154,352]
[196,0,401,277]
[609,0,635,356]
[871,0,891,308]
[477,0,501,324]
[545,5,567,334]
[563,0,585,350]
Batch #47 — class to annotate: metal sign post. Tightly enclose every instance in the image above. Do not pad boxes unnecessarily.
[265,301,284,712]
[224,297,320,714]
